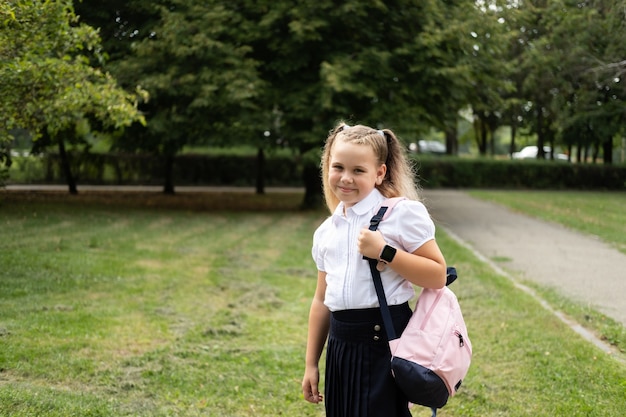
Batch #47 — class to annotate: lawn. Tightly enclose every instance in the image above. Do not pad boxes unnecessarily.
[0,190,625,416]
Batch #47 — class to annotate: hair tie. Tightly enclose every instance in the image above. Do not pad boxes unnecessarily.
[377,130,384,138]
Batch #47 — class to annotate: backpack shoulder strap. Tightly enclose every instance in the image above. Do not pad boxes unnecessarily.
[366,198,404,341]
[368,197,406,232]
[380,196,406,221]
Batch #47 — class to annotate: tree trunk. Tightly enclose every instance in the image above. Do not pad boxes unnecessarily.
[473,114,488,156]
[592,142,600,163]
[546,129,555,160]
[162,154,175,194]
[445,127,457,155]
[536,109,545,159]
[58,133,78,195]
[480,123,488,156]
[301,160,323,210]
[509,123,517,158]
[603,137,613,164]
[567,144,572,162]
[576,145,583,163]
[256,147,265,195]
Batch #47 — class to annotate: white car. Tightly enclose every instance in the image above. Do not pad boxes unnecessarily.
[409,140,446,155]
[512,146,568,161]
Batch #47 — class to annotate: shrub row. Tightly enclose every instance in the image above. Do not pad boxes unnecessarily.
[10,152,626,190]
[417,158,626,190]
[37,152,303,187]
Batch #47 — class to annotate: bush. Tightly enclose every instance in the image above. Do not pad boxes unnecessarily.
[415,157,626,190]
[7,153,626,190]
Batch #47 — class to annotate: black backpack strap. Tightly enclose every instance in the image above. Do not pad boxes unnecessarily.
[368,257,398,341]
[368,205,388,232]
[446,266,457,286]
[366,205,398,341]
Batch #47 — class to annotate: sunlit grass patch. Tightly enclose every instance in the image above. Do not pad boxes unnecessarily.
[1,191,625,416]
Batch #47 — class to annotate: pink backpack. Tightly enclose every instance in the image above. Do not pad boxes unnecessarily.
[367,198,472,416]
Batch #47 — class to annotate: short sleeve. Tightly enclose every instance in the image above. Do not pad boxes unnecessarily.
[311,217,332,271]
[379,200,436,253]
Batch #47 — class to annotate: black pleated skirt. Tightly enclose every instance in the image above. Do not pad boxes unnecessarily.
[325,302,412,417]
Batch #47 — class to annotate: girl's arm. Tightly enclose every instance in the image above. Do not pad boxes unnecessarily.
[386,239,446,288]
[302,270,330,404]
[358,230,447,289]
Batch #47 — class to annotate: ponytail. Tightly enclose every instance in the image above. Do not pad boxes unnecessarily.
[377,129,420,202]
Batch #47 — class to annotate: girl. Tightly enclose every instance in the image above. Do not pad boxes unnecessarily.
[302,123,447,417]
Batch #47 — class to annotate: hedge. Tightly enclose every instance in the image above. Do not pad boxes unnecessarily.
[8,152,626,190]
[416,158,626,190]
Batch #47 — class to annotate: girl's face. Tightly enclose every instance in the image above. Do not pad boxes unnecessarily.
[328,140,386,209]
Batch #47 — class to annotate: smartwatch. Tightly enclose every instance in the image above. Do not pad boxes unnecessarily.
[379,244,397,264]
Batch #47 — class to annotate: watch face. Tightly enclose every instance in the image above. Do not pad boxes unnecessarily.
[381,245,396,262]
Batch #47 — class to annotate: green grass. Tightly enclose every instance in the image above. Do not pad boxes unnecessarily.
[1,190,625,416]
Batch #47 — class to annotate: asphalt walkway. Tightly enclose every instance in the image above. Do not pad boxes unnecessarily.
[422,189,626,355]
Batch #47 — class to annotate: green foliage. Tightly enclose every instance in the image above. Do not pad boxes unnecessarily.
[5,0,626,191]
[79,0,492,151]
[0,0,146,191]
[98,0,266,154]
[0,1,145,138]
[502,0,626,161]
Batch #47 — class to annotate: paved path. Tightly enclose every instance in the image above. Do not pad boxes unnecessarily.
[422,189,626,333]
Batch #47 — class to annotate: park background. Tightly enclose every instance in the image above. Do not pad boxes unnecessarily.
[1,1,626,416]
[1,1,625,199]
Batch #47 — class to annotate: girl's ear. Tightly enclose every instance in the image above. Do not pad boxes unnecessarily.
[376,164,387,185]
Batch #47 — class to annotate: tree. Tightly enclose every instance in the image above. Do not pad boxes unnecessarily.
[500,0,626,163]
[69,0,626,197]
[78,0,491,200]
[0,0,145,193]
[551,0,626,164]
[77,0,266,194]
[245,0,490,204]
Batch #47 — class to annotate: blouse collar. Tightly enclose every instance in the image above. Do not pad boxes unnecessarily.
[332,189,384,222]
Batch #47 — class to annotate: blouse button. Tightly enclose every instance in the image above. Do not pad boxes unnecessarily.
[374,324,381,331]
[373,335,380,341]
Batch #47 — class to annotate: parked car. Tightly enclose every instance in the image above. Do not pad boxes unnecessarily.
[512,146,568,161]
[409,140,446,155]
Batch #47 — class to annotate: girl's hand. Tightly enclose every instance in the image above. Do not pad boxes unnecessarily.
[358,229,386,260]
[302,366,323,404]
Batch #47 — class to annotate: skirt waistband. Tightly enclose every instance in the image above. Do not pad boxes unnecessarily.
[329,302,411,344]
[332,302,410,322]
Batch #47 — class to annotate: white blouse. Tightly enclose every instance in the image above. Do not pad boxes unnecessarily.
[312,189,436,312]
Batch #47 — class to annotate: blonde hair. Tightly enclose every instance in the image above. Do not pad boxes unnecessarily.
[320,122,420,213]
